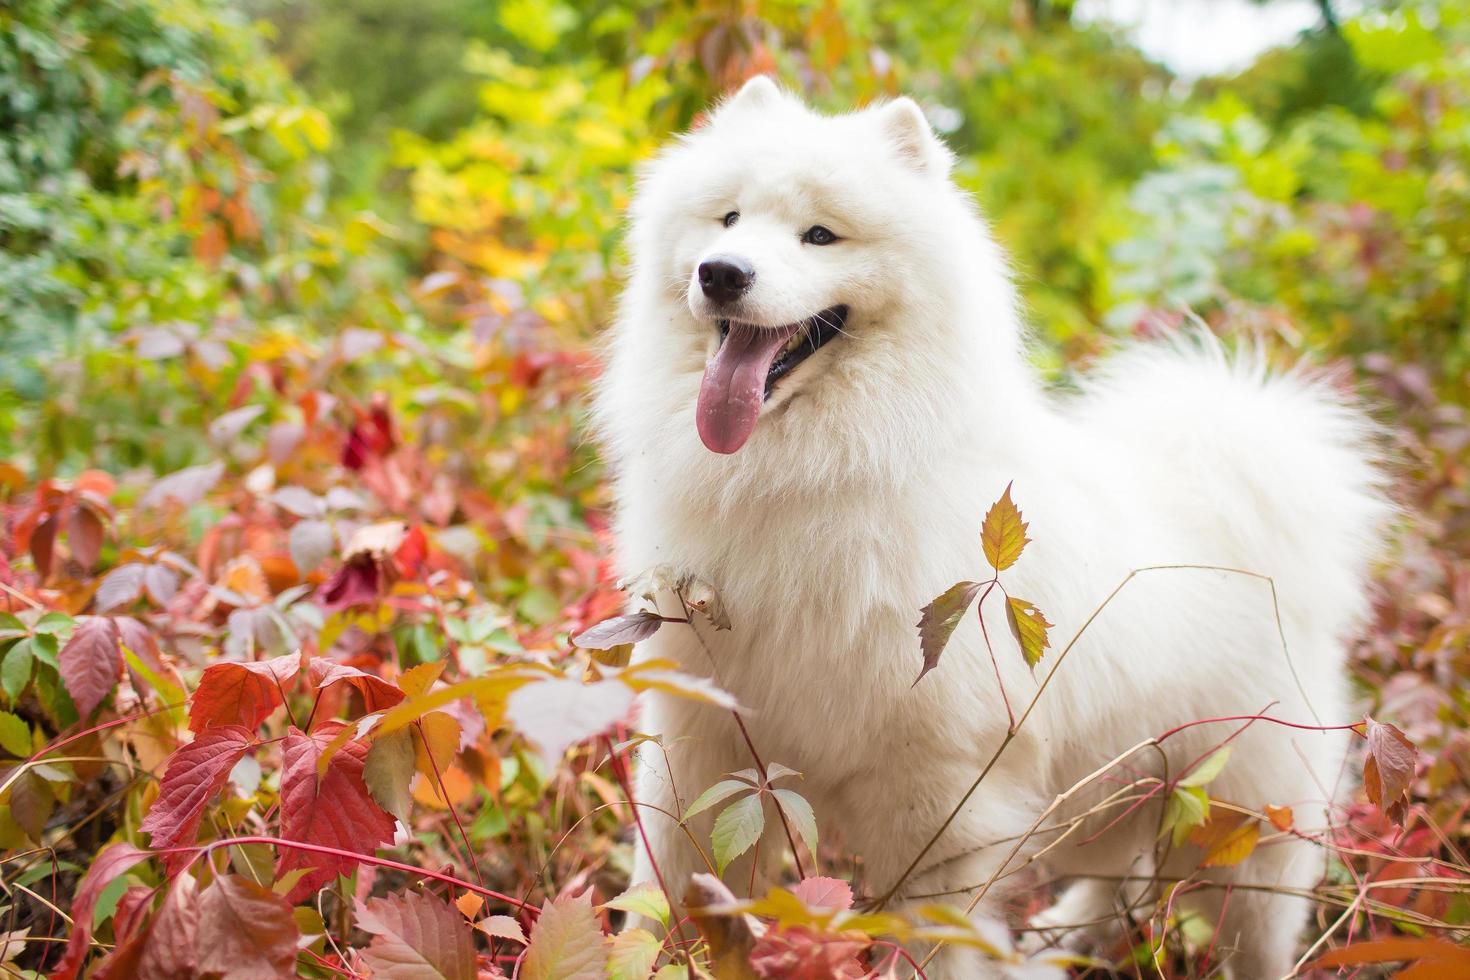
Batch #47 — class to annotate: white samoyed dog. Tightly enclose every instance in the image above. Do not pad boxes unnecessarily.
[595,76,1388,978]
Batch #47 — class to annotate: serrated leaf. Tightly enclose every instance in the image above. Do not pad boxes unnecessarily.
[1004,595,1052,669]
[604,882,670,926]
[1363,717,1417,827]
[477,914,527,944]
[711,792,765,875]
[571,611,665,650]
[772,789,818,859]
[363,727,417,823]
[50,842,151,980]
[522,890,608,980]
[791,877,853,912]
[981,482,1030,572]
[139,725,255,873]
[58,616,122,718]
[683,779,755,822]
[763,762,801,785]
[276,723,397,901]
[355,891,476,980]
[188,652,301,733]
[1188,811,1261,868]
[195,875,299,980]
[915,581,982,683]
[2,639,35,702]
[1179,746,1232,788]
[607,927,661,980]
[505,676,634,767]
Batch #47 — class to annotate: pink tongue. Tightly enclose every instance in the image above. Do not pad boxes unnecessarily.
[697,322,801,454]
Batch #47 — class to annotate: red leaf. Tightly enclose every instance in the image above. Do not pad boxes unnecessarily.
[316,554,383,610]
[277,723,397,901]
[30,512,58,578]
[68,504,105,569]
[307,658,405,714]
[196,875,299,979]
[140,726,255,872]
[1363,717,1418,827]
[791,876,854,911]
[355,891,477,980]
[138,874,201,978]
[58,616,123,718]
[188,652,301,733]
[51,842,151,980]
[749,925,868,979]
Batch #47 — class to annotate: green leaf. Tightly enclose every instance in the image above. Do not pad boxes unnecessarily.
[32,613,74,636]
[607,928,661,980]
[1004,596,1053,669]
[603,882,669,926]
[772,789,818,858]
[2,639,36,702]
[0,613,26,641]
[363,727,417,824]
[0,710,31,757]
[981,482,1030,572]
[915,580,983,684]
[1161,785,1210,847]
[683,779,754,822]
[28,632,59,671]
[1179,747,1231,788]
[711,792,765,875]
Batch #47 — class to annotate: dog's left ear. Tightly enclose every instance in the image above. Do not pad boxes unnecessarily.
[876,98,953,175]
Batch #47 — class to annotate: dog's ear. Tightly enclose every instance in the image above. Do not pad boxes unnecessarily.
[722,75,782,114]
[875,97,953,175]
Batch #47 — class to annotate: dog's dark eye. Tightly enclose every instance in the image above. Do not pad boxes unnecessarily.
[722,211,739,228]
[802,225,837,245]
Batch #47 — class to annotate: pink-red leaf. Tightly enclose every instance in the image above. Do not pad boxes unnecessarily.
[58,615,123,718]
[791,876,854,912]
[51,842,151,980]
[307,658,405,713]
[196,874,299,979]
[355,891,477,980]
[139,725,255,872]
[188,652,301,733]
[749,925,868,979]
[277,723,397,901]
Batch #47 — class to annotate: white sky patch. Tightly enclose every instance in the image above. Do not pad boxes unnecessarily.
[1074,0,1330,78]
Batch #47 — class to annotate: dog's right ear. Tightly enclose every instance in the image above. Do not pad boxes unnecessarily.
[722,75,782,115]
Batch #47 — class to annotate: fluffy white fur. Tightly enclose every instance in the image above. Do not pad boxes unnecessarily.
[596,76,1389,978]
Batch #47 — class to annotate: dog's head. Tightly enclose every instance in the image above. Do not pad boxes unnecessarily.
[623,76,982,457]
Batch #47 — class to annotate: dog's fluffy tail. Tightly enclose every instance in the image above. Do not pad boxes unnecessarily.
[1079,333,1394,651]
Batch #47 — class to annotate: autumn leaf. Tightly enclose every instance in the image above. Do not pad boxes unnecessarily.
[364,727,417,823]
[1004,595,1052,669]
[981,482,1030,572]
[188,652,301,733]
[749,925,868,979]
[604,882,671,926]
[140,724,255,871]
[58,616,122,718]
[571,611,666,650]
[1265,804,1294,831]
[1309,937,1470,973]
[712,791,766,874]
[276,723,397,901]
[607,928,661,980]
[1160,785,1210,848]
[307,657,405,713]
[522,890,608,980]
[1363,717,1417,827]
[1187,810,1261,867]
[478,914,528,944]
[915,580,982,684]
[136,874,200,979]
[685,874,759,980]
[791,876,854,912]
[51,842,151,980]
[505,676,635,766]
[196,875,299,980]
[355,891,477,980]
[95,563,147,611]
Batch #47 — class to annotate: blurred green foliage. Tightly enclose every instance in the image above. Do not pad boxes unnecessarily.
[3,0,1468,455]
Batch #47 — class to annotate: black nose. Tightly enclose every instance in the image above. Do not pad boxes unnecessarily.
[698,255,754,304]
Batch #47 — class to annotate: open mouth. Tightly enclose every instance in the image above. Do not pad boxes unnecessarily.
[717,304,849,399]
[697,304,849,454]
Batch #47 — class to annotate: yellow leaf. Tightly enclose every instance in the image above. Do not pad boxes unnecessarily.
[413,711,461,785]
[1004,596,1052,668]
[981,482,1030,572]
[1188,810,1261,868]
[398,661,445,698]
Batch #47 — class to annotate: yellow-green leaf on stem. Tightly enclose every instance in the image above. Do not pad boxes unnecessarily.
[1004,596,1052,669]
[981,483,1030,572]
